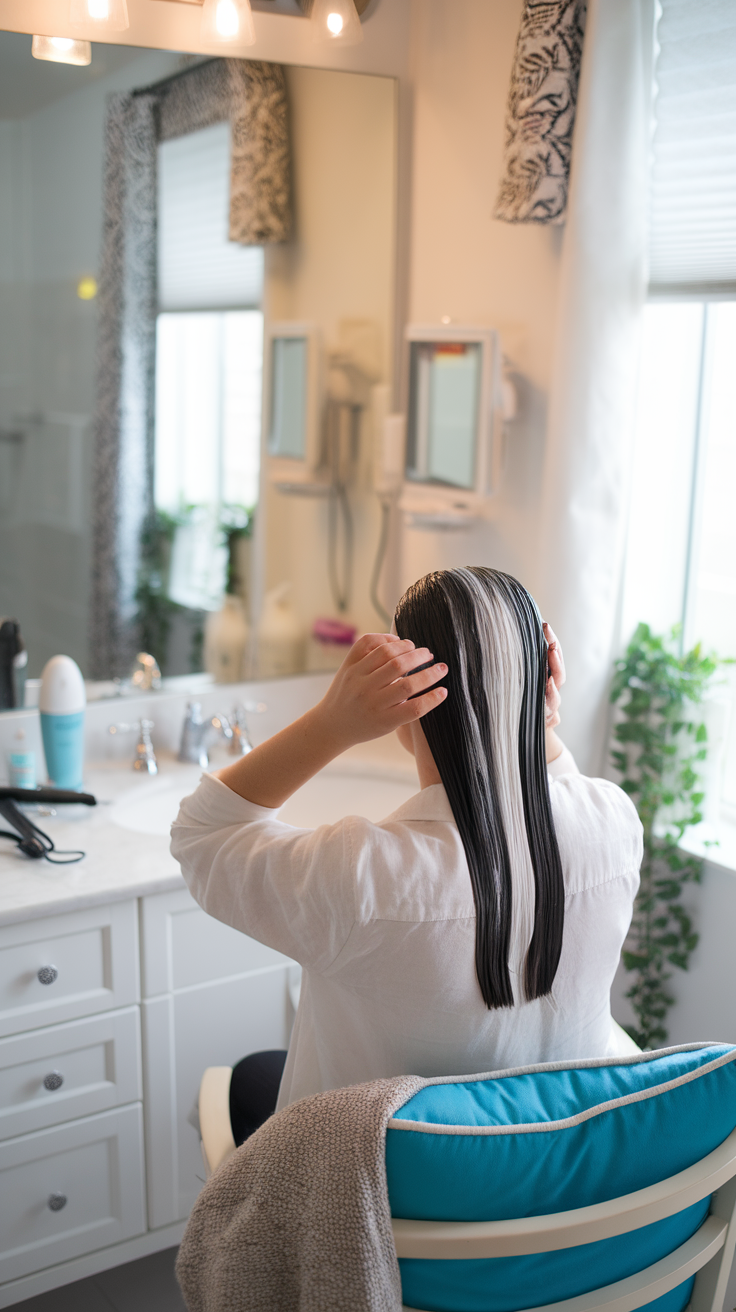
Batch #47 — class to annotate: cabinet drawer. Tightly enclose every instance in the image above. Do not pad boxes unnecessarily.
[0,901,138,1038]
[0,1104,146,1285]
[141,888,293,996]
[0,1007,141,1140]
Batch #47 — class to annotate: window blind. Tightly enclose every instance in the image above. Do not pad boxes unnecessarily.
[649,0,736,293]
[158,121,264,311]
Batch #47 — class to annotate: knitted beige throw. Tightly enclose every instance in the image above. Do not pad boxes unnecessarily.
[175,1074,428,1312]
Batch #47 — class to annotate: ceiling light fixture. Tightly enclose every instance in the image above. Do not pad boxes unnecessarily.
[200,0,256,45]
[310,0,363,46]
[68,0,129,34]
[31,35,92,64]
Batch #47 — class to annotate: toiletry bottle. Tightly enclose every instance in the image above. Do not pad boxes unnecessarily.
[257,584,306,678]
[204,596,249,685]
[9,728,36,790]
[39,655,86,790]
[0,618,26,710]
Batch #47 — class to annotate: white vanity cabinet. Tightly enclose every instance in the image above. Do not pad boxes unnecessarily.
[0,889,294,1307]
[140,888,294,1228]
[0,902,146,1301]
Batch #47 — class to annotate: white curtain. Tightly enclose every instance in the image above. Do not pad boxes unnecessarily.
[535,0,656,775]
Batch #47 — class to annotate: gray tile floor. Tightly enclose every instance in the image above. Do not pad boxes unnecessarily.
[10,1244,736,1311]
[10,1248,186,1312]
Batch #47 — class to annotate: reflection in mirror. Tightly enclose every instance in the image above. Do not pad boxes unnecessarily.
[0,35,397,699]
[269,337,308,462]
[406,341,481,491]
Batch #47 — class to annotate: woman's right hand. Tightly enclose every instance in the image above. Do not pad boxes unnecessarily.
[543,620,564,720]
[214,634,447,809]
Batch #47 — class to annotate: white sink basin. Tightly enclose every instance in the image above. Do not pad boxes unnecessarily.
[109,765,418,838]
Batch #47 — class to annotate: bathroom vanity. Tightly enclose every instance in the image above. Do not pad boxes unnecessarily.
[0,676,419,1307]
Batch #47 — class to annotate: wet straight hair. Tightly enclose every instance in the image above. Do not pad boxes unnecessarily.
[394,567,564,1010]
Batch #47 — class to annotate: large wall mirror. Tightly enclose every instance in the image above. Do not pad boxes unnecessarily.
[0,32,397,703]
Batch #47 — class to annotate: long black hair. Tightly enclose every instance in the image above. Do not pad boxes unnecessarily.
[394,567,564,1010]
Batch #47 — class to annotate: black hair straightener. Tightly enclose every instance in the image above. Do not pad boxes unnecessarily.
[0,786,96,864]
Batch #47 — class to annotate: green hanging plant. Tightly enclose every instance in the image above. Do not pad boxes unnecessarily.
[135,509,184,673]
[610,623,722,1050]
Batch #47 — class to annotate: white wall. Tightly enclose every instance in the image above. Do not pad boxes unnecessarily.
[261,65,397,639]
[258,0,566,645]
[399,0,562,604]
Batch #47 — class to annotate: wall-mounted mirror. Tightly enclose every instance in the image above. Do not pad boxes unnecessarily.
[400,325,502,528]
[0,33,397,702]
[265,322,322,481]
[406,341,481,490]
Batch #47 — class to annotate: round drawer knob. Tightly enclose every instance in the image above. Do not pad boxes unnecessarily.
[43,1071,64,1092]
[37,966,58,986]
[47,1194,67,1212]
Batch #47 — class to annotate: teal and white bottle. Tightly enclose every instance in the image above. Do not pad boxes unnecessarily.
[39,656,86,790]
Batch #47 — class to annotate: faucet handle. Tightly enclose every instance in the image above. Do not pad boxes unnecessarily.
[108,719,158,776]
[228,706,252,756]
[227,702,265,756]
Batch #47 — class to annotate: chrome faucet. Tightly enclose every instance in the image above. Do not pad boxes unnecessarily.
[178,703,233,769]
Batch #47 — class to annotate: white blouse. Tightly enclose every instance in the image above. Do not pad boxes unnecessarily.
[170,747,643,1110]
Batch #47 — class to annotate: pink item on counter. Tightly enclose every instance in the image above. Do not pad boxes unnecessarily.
[312,618,357,646]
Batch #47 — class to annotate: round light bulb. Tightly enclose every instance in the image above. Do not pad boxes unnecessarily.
[88,0,110,18]
[215,0,239,36]
[311,0,362,46]
[77,276,98,301]
[50,37,75,50]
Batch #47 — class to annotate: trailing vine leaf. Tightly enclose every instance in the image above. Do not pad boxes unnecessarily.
[610,623,722,1049]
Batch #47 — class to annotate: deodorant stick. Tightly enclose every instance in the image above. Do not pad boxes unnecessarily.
[39,655,86,790]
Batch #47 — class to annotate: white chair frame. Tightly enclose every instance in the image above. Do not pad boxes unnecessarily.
[198,1068,736,1312]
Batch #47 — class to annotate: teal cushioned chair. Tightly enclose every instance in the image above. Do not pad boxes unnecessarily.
[199,1042,736,1312]
[387,1043,736,1312]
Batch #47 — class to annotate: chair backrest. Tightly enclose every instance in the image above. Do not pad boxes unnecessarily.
[386,1043,736,1312]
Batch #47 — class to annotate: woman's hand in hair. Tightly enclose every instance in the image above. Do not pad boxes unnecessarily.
[213,634,447,808]
[543,623,565,762]
[316,633,448,750]
[544,623,565,690]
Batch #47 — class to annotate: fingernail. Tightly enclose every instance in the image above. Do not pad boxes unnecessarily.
[438,663,447,672]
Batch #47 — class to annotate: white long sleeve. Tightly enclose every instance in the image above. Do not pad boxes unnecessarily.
[171,759,642,1109]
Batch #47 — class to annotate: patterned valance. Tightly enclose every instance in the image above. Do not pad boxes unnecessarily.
[495,0,588,225]
[157,59,291,245]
